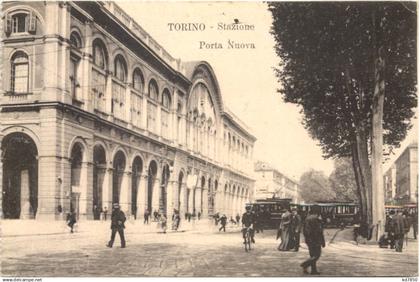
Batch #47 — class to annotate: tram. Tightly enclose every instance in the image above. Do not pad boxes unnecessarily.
[245,198,292,228]
[247,198,359,229]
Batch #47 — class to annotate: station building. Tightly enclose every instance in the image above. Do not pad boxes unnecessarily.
[0,1,256,221]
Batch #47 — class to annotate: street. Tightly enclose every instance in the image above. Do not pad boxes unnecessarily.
[1,220,418,277]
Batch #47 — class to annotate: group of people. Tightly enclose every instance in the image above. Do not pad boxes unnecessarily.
[275,206,325,275]
[379,209,418,252]
[212,213,243,232]
[277,207,302,252]
[183,210,202,222]
[238,205,325,275]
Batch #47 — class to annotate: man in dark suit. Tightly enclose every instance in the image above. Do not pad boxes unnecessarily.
[392,209,408,252]
[291,207,302,251]
[219,214,227,232]
[107,203,126,248]
[300,205,325,275]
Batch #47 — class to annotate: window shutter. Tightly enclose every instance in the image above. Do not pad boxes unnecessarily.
[5,13,12,35]
[28,11,37,33]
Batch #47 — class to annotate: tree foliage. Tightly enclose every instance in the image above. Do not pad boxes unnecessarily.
[329,158,359,203]
[269,2,416,158]
[269,2,416,225]
[299,169,336,202]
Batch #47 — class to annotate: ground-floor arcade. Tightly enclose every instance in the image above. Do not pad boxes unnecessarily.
[0,106,253,221]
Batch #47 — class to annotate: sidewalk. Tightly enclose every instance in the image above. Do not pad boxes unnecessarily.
[0,218,241,237]
[329,227,418,254]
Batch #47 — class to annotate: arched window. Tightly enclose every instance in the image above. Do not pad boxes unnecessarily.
[92,39,107,69]
[10,51,29,93]
[70,31,82,49]
[148,79,158,101]
[132,68,144,92]
[114,55,127,82]
[162,89,171,109]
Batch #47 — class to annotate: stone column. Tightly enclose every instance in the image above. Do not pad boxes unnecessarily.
[37,156,59,220]
[156,105,162,138]
[79,162,93,220]
[125,85,132,126]
[142,100,148,131]
[167,180,175,220]
[102,165,113,214]
[195,187,202,214]
[136,172,148,219]
[179,182,187,216]
[20,169,32,219]
[105,74,113,116]
[152,177,160,213]
[202,187,208,217]
[119,170,132,216]
[188,188,194,213]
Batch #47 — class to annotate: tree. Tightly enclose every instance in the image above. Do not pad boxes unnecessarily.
[269,2,416,230]
[329,158,358,203]
[299,169,336,203]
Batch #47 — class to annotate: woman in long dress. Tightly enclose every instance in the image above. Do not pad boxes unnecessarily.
[278,209,293,251]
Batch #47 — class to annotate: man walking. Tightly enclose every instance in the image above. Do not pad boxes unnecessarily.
[66,208,77,233]
[291,207,302,251]
[107,203,126,248]
[300,205,325,275]
[392,209,408,252]
[144,209,150,224]
[219,214,227,232]
[242,206,256,244]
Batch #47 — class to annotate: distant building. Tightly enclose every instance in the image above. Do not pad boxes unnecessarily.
[384,142,418,205]
[254,161,300,203]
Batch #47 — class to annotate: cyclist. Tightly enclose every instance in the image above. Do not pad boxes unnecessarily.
[242,206,256,244]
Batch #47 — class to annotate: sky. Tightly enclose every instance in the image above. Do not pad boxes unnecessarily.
[117,1,418,180]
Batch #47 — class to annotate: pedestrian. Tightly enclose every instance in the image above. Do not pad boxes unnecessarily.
[291,207,302,251]
[185,212,188,221]
[106,203,126,248]
[214,213,220,226]
[66,208,77,233]
[93,205,100,220]
[300,205,325,275]
[392,209,408,252]
[236,214,241,225]
[412,212,418,240]
[153,210,159,221]
[172,210,181,231]
[385,213,395,249]
[160,214,167,233]
[278,208,293,251]
[188,212,191,222]
[144,209,150,224]
[198,211,201,220]
[219,214,227,232]
[242,206,256,243]
[103,206,108,221]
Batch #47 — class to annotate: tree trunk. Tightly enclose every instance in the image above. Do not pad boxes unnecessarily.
[351,142,367,224]
[355,127,372,225]
[371,46,386,240]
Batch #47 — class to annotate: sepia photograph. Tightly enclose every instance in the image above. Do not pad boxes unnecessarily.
[0,0,418,279]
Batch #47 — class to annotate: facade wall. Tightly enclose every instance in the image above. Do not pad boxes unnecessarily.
[383,144,418,205]
[0,1,255,221]
[254,161,300,203]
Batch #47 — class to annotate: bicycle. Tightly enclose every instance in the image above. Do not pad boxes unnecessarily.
[243,227,252,252]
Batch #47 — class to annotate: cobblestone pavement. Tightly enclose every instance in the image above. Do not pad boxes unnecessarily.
[1,221,418,277]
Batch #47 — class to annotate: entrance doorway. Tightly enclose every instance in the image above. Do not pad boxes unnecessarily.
[2,133,38,219]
